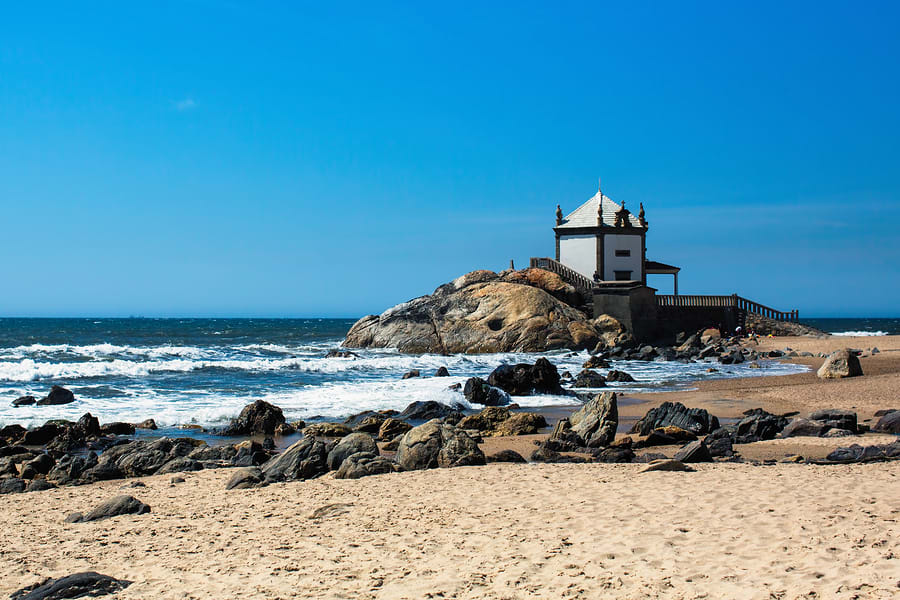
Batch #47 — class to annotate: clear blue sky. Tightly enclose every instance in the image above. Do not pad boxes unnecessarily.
[2,1,898,318]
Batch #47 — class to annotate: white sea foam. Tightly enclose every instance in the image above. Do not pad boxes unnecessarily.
[830,330,888,337]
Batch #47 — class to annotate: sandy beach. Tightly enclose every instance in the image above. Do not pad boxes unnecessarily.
[2,335,898,599]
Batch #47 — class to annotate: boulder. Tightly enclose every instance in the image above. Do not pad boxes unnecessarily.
[592,314,626,347]
[500,267,583,306]
[225,467,264,490]
[397,401,464,422]
[333,452,396,479]
[302,422,352,438]
[700,328,721,345]
[629,402,719,436]
[35,386,76,406]
[260,437,328,482]
[326,432,378,471]
[583,355,610,369]
[12,395,36,407]
[76,413,101,438]
[0,478,26,494]
[593,447,635,463]
[673,440,713,463]
[10,572,131,600]
[573,369,606,388]
[325,349,359,358]
[462,377,510,406]
[135,419,158,430]
[25,479,56,493]
[872,410,900,434]
[456,407,510,432]
[779,418,830,438]
[569,392,618,448]
[544,418,584,452]
[706,436,734,458]
[487,358,563,396]
[435,367,450,377]
[486,449,527,463]
[605,370,635,383]
[402,369,420,379]
[221,400,286,435]
[0,424,26,441]
[155,457,203,474]
[101,437,203,478]
[816,349,863,379]
[809,409,857,433]
[395,419,485,470]
[100,422,135,436]
[638,459,694,473]
[65,495,150,523]
[493,412,548,436]
[734,409,789,442]
[824,441,900,463]
[378,418,412,441]
[343,271,599,353]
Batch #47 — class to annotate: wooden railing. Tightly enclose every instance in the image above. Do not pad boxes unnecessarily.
[529,257,594,296]
[656,293,799,322]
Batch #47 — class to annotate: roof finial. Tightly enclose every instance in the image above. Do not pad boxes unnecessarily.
[597,196,603,226]
[598,176,602,195]
[555,204,563,225]
[638,202,647,227]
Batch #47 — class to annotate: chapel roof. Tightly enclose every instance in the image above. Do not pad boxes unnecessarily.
[556,189,645,229]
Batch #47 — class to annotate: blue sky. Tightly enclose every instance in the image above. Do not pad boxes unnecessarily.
[1,1,898,317]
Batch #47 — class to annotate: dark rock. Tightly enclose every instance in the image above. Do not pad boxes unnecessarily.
[46,454,90,485]
[20,424,65,446]
[101,437,203,478]
[706,436,734,458]
[65,495,150,523]
[135,419,158,430]
[225,467,264,490]
[462,377,510,406]
[333,452,396,479]
[673,440,713,463]
[544,418,584,451]
[402,369,420,379]
[435,367,450,377]
[605,370,636,383]
[583,355,609,369]
[221,400,286,435]
[100,422,135,436]
[325,349,359,359]
[80,463,124,483]
[872,410,900,434]
[592,447,635,463]
[0,424,27,441]
[397,400,464,422]
[10,572,131,600]
[573,369,606,388]
[378,418,412,441]
[326,432,378,471]
[809,409,858,433]
[12,395,36,407]
[188,445,237,462]
[302,422,352,438]
[35,386,76,406]
[642,426,697,447]
[24,453,55,476]
[260,437,328,482]
[487,358,563,396]
[529,446,589,463]
[76,413,101,438]
[817,349,863,378]
[632,452,670,463]
[824,441,900,463]
[456,407,510,432]
[569,392,618,448]
[873,408,896,417]
[487,449,527,463]
[155,457,203,474]
[0,478,26,494]
[25,479,56,493]
[780,418,830,438]
[630,402,719,436]
[395,419,485,470]
[638,459,694,473]
[734,409,789,442]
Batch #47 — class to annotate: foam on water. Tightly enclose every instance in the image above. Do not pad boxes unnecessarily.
[0,318,812,429]
[830,330,888,337]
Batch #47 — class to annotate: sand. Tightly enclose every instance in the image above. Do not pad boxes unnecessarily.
[2,335,899,599]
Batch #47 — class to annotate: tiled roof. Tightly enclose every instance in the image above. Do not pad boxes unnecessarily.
[557,190,644,229]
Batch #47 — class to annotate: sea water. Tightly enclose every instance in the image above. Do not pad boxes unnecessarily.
[0,317,815,429]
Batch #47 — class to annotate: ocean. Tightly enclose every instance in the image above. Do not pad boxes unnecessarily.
[1,316,889,430]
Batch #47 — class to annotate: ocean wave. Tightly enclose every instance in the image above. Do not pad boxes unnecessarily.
[830,331,888,337]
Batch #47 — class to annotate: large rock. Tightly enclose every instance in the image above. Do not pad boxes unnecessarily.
[780,418,830,438]
[225,467,264,490]
[734,409,789,442]
[809,409,857,433]
[35,386,76,406]
[302,422,352,438]
[395,419,485,470]
[221,400,285,435]
[569,392,618,448]
[487,358,563,396]
[65,495,150,523]
[11,572,132,600]
[872,410,900,434]
[493,412,547,436]
[499,267,583,306]
[326,432,378,471]
[397,401,464,422]
[817,349,863,379]
[12,396,36,407]
[462,377,510,406]
[592,314,626,347]
[456,407,510,432]
[629,402,720,436]
[99,437,204,478]
[573,369,606,388]
[334,452,396,479]
[673,440,713,463]
[343,270,599,353]
[378,418,412,441]
[260,437,328,482]
[605,370,635,383]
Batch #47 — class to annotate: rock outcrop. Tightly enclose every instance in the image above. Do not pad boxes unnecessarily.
[333,452,396,479]
[220,400,286,436]
[487,358,563,396]
[817,349,863,379]
[630,402,720,436]
[395,419,485,470]
[35,385,76,406]
[569,392,618,448]
[343,269,599,353]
